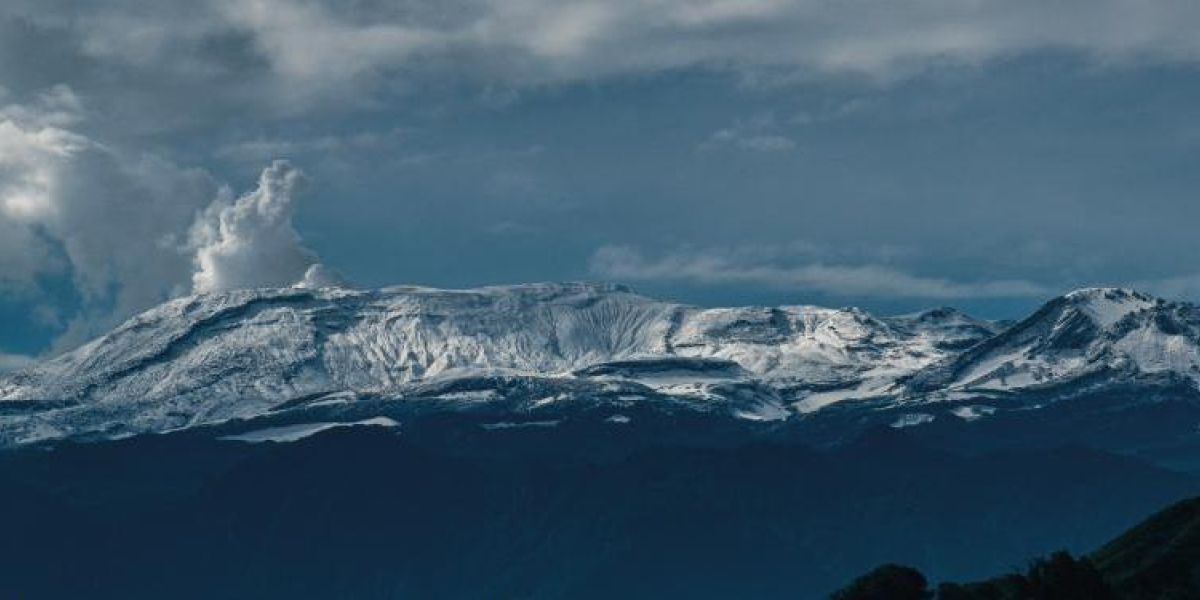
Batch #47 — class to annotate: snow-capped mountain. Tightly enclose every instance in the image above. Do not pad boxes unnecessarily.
[5,282,1200,450]
[905,288,1200,396]
[0,282,999,446]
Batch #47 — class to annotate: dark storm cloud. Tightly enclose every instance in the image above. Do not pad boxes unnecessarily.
[4,0,1200,126]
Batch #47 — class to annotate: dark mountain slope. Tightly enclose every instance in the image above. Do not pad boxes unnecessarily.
[1093,496,1200,599]
[835,494,1200,598]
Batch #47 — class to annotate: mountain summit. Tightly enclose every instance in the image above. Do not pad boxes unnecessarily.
[905,287,1200,395]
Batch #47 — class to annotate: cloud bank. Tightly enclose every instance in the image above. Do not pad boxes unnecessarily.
[591,245,1050,300]
[4,0,1200,117]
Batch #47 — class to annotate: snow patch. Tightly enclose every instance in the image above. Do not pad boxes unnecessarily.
[890,413,935,428]
[1066,288,1154,328]
[434,390,501,402]
[734,402,791,422]
[530,394,568,408]
[950,405,996,422]
[480,420,560,430]
[221,417,399,443]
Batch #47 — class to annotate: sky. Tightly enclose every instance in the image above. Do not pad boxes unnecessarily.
[1,0,1200,365]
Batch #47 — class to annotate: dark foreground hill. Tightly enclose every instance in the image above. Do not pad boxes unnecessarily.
[1093,496,1200,599]
[834,494,1200,599]
[1,422,1196,600]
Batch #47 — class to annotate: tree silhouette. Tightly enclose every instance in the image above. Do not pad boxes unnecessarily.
[829,564,932,600]
[937,551,1117,599]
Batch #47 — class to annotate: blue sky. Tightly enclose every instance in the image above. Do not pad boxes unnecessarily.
[2,1,1200,363]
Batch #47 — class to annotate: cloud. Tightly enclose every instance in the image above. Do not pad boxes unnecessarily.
[0,352,34,373]
[734,135,796,152]
[0,84,84,128]
[1132,272,1200,302]
[485,220,540,237]
[190,160,323,293]
[0,89,219,347]
[0,87,330,352]
[294,263,345,289]
[590,245,1051,299]
[700,114,796,152]
[5,0,1200,118]
[214,128,405,163]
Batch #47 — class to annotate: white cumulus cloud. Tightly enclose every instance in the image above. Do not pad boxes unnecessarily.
[0,90,217,348]
[190,160,324,294]
[0,87,333,353]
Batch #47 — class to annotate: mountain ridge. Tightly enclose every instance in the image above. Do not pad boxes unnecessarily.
[3,282,1200,450]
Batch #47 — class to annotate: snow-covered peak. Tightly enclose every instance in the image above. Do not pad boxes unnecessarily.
[905,288,1195,395]
[1061,287,1158,328]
